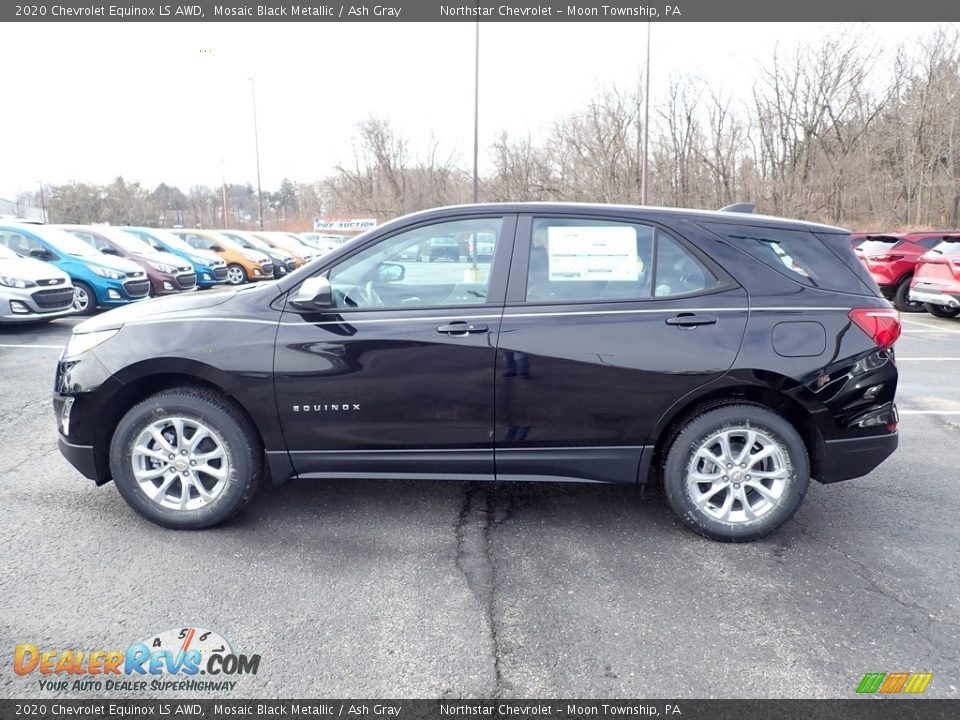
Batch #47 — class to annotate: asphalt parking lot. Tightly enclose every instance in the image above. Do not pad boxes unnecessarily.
[1,310,958,699]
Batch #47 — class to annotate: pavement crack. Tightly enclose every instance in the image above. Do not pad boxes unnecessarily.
[454,483,505,698]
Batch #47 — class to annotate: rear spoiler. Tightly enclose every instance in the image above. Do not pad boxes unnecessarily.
[718,203,756,214]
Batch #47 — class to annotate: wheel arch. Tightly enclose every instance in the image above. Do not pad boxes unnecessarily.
[643,374,828,485]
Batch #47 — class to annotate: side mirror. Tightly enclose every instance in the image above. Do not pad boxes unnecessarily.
[289,276,333,310]
[29,248,52,260]
[378,262,405,283]
[101,247,120,255]
[209,245,223,252]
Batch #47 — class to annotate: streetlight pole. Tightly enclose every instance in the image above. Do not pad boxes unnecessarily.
[37,181,47,222]
[640,21,651,206]
[249,77,264,230]
[472,17,480,204]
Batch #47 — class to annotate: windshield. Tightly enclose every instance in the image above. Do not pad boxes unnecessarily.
[132,228,196,253]
[99,228,156,255]
[36,226,103,257]
[225,232,269,251]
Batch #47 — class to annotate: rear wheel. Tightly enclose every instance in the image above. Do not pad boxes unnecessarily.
[662,404,809,542]
[225,264,247,285]
[72,281,97,315]
[925,303,960,318]
[109,387,262,529]
[893,278,924,312]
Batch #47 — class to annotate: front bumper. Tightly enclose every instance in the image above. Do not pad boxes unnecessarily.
[818,431,899,483]
[909,287,960,308]
[195,266,228,287]
[57,436,99,481]
[1,286,76,322]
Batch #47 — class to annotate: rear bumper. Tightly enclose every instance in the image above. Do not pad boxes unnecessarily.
[909,288,960,308]
[817,432,899,484]
[58,436,99,482]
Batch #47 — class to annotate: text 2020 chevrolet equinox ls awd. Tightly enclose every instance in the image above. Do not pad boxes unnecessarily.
[54,204,900,542]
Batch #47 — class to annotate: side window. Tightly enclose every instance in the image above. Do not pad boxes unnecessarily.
[69,230,103,251]
[0,232,42,255]
[525,218,716,303]
[327,217,503,310]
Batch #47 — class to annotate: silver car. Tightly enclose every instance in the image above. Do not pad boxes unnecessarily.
[0,243,75,323]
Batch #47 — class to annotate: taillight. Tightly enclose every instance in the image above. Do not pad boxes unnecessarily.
[950,259,960,278]
[848,307,901,350]
[870,254,904,263]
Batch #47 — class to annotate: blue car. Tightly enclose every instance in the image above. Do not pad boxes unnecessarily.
[0,222,149,315]
[123,227,228,288]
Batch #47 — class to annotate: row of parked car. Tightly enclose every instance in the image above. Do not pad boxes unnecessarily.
[852,230,960,318]
[0,221,352,322]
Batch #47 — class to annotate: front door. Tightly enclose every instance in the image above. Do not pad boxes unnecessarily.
[274,215,515,480]
[494,214,748,484]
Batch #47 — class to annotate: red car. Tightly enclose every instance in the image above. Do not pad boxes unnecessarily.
[855,231,960,312]
[909,236,960,318]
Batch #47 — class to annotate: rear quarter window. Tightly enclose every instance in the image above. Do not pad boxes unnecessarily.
[701,222,877,295]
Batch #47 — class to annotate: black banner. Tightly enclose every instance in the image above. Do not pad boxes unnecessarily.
[1,700,959,720]
[3,0,960,23]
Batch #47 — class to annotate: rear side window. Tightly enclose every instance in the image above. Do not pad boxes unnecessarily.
[857,237,903,254]
[702,222,872,294]
[526,218,718,303]
[932,239,960,255]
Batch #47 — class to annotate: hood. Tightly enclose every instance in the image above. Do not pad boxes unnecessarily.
[0,255,72,284]
[75,287,239,333]
[84,253,144,275]
[241,249,271,263]
[265,248,294,261]
[186,248,222,265]
[135,250,193,272]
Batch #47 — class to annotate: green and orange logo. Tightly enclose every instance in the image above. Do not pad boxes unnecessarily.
[857,672,933,694]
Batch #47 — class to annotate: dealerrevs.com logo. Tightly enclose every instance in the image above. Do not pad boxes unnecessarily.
[14,626,260,693]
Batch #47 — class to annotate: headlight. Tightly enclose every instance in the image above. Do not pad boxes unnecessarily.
[90,266,125,280]
[148,261,177,273]
[62,329,120,359]
[0,275,36,289]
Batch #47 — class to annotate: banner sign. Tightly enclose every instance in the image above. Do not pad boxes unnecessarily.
[314,217,378,232]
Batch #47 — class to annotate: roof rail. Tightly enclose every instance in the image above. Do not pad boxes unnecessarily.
[718,203,756,214]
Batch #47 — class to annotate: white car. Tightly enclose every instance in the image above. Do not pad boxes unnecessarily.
[0,243,75,323]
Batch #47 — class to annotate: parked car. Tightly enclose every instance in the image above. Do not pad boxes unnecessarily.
[855,231,959,312]
[62,225,198,296]
[299,233,349,255]
[0,243,75,323]
[52,203,899,542]
[220,230,298,279]
[251,231,320,267]
[121,227,228,288]
[170,229,273,285]
[0,222,149,314]
[417,235,460,262]
[909,236,960,318]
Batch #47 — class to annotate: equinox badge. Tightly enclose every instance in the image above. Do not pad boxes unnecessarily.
[293,403,361,412]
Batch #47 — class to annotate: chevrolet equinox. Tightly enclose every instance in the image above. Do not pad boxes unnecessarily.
[54,204,900,542]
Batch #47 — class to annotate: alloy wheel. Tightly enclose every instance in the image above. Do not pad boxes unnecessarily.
[72,286,89,313]
[131,416,230,511]
[226,266,245,285]
[686,426,789,523]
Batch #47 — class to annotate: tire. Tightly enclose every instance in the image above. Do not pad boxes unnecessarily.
[662,404,810,542]
[924,303,960,318]
[109,387,263,529]
[72,281,97,315]
[893,278,924,313]
[225,264,247,285]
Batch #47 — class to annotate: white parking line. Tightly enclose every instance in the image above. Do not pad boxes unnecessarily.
[0,343,62,350]
[897,357,960,361]
[901,318,960,331]
[899,410,960,415]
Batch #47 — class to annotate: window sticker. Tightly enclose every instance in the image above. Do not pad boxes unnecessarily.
[547,226,640,281]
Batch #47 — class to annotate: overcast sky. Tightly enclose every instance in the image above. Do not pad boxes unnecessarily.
[0,21,946,199]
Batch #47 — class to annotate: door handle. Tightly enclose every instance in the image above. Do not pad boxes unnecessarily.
[665,313,717,328]
[437,322,489,335]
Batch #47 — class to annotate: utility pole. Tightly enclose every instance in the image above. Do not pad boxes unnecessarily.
[640,22,651,206]
[37,181,47,222]
[220,159,229,229]
[249,77,264,230]
[472,16,480,204]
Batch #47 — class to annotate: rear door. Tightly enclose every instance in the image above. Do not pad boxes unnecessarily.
[274,214,516,480]
[494,214,748,484]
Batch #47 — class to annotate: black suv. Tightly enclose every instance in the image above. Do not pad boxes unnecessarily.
[54,204,900,542]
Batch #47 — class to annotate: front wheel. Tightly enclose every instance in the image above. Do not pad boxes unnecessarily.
[662,404,809,542]
[225,264,247,285]
[72,281,97,315]
[925,303,960,318]
[109,388,262,529]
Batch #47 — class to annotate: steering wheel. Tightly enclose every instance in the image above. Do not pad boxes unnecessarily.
[343,281,384,308]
